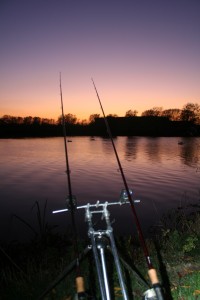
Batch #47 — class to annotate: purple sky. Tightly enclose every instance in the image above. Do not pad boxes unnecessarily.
[0,0,199,120]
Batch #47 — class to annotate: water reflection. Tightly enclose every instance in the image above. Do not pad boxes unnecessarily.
[179,138,200,169]
[124,137,138,161]
[144,137,162,163]
[100,136,118,156]
[0,137,200,242]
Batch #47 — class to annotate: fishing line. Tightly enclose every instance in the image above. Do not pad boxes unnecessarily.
[92,78,164,299]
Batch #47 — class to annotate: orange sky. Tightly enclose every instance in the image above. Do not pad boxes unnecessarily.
[0,1,199,121]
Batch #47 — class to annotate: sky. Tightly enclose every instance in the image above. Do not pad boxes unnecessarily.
[0,0,200,121]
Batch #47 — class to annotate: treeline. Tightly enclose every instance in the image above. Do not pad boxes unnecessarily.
[1,103,200,137]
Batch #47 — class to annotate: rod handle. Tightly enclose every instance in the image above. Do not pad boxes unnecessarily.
[148,268,159,285]
[148,269,164,300]
[76,276,85,293]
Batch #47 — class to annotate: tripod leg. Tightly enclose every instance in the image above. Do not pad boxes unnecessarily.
[107,246,149,289]
[90,232,107,300]
[99,245,111,300]
[108,230,129,300]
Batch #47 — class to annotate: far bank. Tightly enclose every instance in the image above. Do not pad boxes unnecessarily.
[1,116,200,138]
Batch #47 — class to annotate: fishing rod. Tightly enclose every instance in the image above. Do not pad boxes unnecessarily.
[92,79,164,300]
[59,73,86,299]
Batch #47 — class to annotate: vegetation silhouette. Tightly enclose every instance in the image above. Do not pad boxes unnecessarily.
[1,102,200,137]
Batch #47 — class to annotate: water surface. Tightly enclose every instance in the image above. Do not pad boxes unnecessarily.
[0,137,199,241]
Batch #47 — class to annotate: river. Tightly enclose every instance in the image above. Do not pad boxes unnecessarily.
[0,136,199,242]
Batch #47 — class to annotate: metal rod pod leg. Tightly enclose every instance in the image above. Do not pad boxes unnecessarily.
[90,232,107,300]
[99,247,111,300]
[108,230,129,300]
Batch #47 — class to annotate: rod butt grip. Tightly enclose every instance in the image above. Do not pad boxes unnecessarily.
[76,276,85,293]
[148,268,159,285]
[148,269,164,300]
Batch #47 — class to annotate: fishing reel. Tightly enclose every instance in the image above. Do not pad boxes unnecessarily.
[66,195,77,210]
[143,288,157,300]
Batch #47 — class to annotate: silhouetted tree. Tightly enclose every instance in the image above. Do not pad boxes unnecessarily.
[162,109,181,121]
[79,119,88,125]
[1,115,15,124]
[142,107,162,117]
[106,114,118,118]
[180,103,200,124]
[33,117,41,125]
[23,116,33,124]
[41,118,55,125]
[57,113,77,125]
[89,114,100,123]
[16,117,24,124]
[125,109,138,117]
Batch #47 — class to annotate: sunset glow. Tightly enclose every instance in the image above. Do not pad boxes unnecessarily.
[0,1,199,121]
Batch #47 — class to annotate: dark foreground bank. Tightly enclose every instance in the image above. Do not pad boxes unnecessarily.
[0,203,200,299]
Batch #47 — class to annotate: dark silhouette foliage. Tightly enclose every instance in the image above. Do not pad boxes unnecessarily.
[1,102,200,138]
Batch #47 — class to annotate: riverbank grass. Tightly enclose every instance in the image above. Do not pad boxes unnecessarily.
[0,202,200,299]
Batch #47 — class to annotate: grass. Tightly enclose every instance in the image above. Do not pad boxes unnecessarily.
[0,200,200,299]
[172,271,200,299]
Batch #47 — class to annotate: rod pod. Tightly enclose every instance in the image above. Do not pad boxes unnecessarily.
[85,201,129,300]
